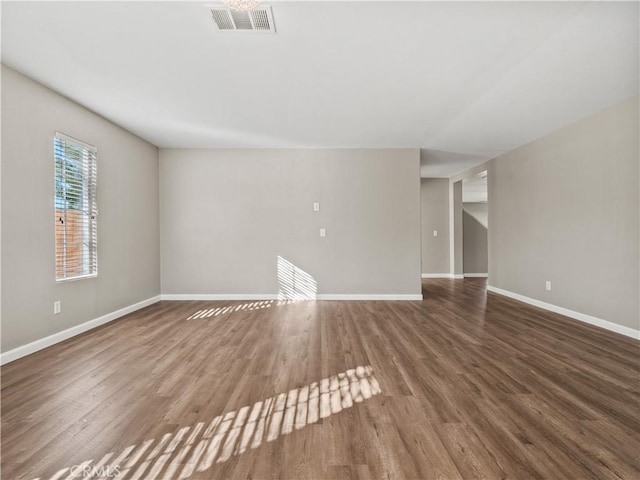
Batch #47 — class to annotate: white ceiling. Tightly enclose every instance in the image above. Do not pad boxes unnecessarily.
[2,1,638,177]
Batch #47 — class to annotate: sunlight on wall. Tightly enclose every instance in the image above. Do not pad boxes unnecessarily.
[185,257,317,321]
[277,256,317,300]
[36,366,381,480]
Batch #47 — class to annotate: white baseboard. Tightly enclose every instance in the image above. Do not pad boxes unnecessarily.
[464,273,488,278]
[451,274,464,279]
[487,285,639,340]
[162,294,422,301]
[0,295,161,365]
[161,294,278,301]
[422,273,465,279]
[315,294,423,301]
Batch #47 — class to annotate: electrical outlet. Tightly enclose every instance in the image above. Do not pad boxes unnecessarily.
[320,228,326,237]
[54,301,61,314]
[545,281,551,291]
[433,230,438,237]
[313,202,320,211]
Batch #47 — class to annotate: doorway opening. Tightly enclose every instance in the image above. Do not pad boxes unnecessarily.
[461,171,488,278]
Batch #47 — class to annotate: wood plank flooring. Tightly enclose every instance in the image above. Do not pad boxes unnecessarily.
[2,279,639,480]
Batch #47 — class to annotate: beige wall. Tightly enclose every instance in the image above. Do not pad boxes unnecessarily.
[488,96,639,330]
[1,65,161,351]
[160,149,422,297]
[452,181,463,276]
[463,210,488,274]
[463,202,488,228]
[420,178,450,274]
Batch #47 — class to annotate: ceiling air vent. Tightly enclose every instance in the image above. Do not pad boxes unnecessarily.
[207,5,276,33]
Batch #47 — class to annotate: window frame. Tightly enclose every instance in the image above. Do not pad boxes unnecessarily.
[54,132,98,282]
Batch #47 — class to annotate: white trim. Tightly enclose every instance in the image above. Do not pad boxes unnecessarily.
[464,273,488,278]
[0,295,161,365]
[162,294,278,301]
[162,294,422,301]
[55,131,97,154]
[421,273,466,279]
[55,272,98,283]
[487,285,639,340]
[315,294,423,301]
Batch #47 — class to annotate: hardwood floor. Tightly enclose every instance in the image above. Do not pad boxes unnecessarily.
[2,279,639,480]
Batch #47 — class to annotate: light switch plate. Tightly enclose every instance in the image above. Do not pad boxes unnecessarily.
[320,228,326,237]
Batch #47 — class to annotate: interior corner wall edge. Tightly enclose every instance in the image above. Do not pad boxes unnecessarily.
[159,148,422,296]
[488,95,640,331]
[1,64,161,352]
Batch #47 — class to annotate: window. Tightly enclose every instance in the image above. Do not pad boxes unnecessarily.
[54,132,98,281]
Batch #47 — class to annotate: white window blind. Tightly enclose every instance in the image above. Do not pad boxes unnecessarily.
[54,132,98,281]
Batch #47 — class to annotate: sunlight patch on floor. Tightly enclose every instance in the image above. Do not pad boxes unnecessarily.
[37,366,381,480]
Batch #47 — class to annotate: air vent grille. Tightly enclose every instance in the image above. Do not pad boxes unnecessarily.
[207,5,276,33]
[250,9,271,30]
[231,10,253,30]
[211,9,234,30]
